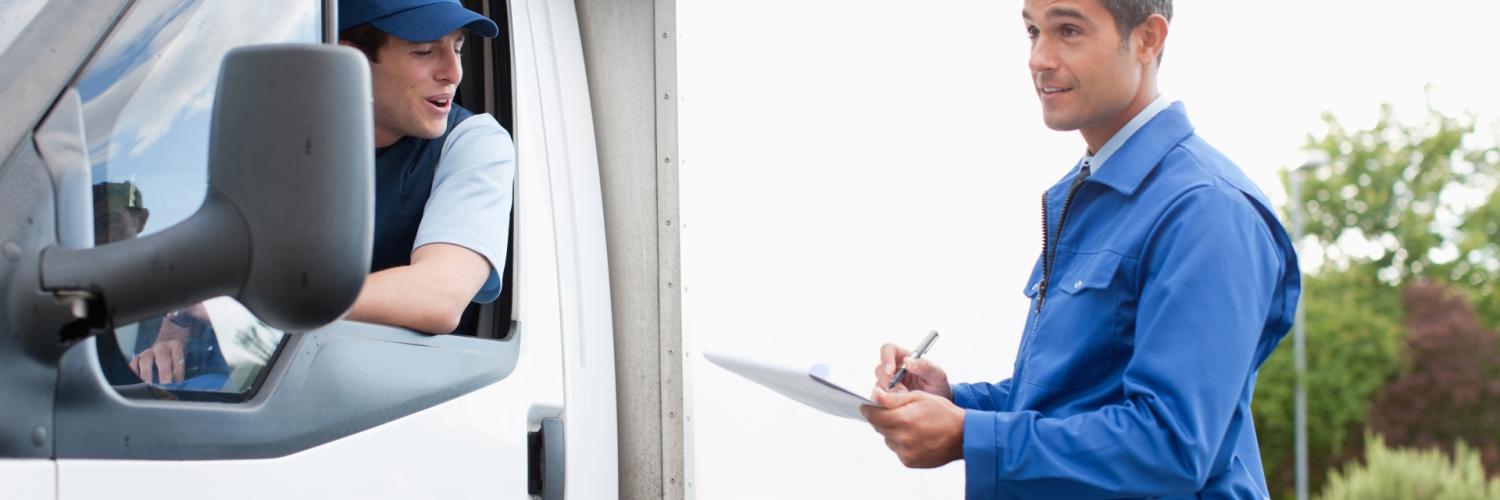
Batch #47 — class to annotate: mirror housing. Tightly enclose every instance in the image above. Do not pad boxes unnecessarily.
[42,44,373,332]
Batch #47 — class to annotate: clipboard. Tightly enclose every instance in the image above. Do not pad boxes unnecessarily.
[704,351,875,421]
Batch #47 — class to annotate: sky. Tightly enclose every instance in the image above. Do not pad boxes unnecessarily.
[80,0,320,234]
[677,2,1500,499]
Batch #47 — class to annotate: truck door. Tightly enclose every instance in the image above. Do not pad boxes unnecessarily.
[0,0,573,498]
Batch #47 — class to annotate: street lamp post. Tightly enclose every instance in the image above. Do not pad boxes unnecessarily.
[1288,150,1326,500]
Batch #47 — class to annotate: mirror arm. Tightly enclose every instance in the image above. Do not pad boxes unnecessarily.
[40,192,250,328]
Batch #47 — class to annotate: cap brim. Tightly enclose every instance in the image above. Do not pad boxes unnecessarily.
[370,2,500,42]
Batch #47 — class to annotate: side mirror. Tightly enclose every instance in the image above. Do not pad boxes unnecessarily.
[41,44,373,332]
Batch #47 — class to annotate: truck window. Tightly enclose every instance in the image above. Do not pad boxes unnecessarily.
[76,0,322,400]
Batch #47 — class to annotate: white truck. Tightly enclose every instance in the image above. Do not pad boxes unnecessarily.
[0,0,685,498]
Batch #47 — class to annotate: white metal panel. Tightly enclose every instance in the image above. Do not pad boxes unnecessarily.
[523,0,619,497]
[0,460,54,500]
[572,0,671,498]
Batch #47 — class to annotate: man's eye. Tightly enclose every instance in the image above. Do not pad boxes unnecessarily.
[1026,26,1039,39]
[414,49,433,56]
[1061,25,1081,37]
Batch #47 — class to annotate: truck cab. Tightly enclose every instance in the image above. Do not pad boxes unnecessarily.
[0,0,631,498]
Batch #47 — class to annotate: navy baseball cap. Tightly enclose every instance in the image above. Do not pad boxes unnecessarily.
[339,0,500,42]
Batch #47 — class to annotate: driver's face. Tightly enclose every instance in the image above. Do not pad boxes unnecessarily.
[368,30,466,147]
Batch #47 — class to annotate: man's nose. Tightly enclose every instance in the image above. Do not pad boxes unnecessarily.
[437,47,462,84]
[1028,38,1058,76]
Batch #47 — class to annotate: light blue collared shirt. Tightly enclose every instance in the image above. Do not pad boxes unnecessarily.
[1084,94,1172,172]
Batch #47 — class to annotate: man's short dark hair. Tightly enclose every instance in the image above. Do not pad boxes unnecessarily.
[1102,0,1171,62]
[340,23,388,62]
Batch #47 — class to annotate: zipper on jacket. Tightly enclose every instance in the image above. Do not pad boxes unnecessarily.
[1037,190,1049,314]
[1016,163,1090,402]
[1036,162,1090,313]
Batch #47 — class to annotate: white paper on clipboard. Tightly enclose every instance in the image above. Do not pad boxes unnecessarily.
[704,351,875,421]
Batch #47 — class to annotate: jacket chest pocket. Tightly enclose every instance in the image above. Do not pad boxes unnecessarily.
[1023,250,1130,390]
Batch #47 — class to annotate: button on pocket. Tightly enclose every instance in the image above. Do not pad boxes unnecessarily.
[1023,250,1128,389]
[1022,257,1044,299]
[1057,251,1123,296]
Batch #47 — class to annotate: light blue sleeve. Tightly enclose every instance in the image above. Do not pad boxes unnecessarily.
[414,113,515,304]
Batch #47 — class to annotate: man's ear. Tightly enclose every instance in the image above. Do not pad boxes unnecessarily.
[1136,13,1169,66]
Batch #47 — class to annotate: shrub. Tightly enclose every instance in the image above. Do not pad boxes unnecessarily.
[1369,281,1500,475]
[1316,433,1500,500]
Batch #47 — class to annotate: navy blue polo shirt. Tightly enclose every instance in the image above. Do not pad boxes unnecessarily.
[372,104,514,304]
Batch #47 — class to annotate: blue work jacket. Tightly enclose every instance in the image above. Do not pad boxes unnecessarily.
[953,102,1300,499]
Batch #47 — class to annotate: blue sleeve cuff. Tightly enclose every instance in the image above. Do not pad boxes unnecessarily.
[953,383,983,410]
[963,409,1000,499]
[474,268,501,303]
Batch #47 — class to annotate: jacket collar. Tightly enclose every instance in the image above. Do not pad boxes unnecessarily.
[1084,101,1195,197]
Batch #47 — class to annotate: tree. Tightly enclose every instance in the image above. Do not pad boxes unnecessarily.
[1254,265,1403,496]
[1295,103,1500,327]
[1255,102,1500,495]
[1369,281,1500,476]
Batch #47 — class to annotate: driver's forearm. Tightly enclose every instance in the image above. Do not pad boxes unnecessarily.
[344,265,469,334]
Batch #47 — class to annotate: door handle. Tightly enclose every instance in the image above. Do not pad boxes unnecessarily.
[528,416,564,499]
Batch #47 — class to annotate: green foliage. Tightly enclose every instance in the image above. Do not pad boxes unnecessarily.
[1254,265,1405,496]
[1457,187,1500,329]
[1255,102,1500,495]
[1292,104,1500,326]
[1316,433,1500,500]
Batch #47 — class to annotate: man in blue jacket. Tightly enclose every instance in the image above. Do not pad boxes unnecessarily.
[861,1,1300,498]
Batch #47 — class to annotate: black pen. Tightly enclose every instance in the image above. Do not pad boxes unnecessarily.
[887,330,940,390]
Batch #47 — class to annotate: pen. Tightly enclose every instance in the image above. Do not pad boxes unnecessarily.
[886,330,940,390]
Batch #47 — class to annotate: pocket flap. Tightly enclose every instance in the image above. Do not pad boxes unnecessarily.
[1057,251,1123,295]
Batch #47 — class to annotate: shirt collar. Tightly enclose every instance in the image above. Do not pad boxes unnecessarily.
[1084,93,1172,172]
[1070,99,1195,197]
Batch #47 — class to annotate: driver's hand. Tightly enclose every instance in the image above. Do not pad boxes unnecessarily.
[130,310,196,384]
[874,343,952,400]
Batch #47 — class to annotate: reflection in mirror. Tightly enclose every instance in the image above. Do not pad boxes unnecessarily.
[101,296,285,399]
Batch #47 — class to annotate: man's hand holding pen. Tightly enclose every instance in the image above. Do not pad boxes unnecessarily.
[861,340,966,469]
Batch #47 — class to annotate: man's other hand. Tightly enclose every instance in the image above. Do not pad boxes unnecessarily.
[129,305,203,384]
[874,343,952,399]
[861,388,965,469]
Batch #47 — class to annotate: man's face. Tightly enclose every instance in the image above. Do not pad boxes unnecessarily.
[368,30,465,146]
[1022,0,1142,133]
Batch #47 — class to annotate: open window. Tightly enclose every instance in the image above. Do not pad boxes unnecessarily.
[79,0,522,404]
[453,0,517,339]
